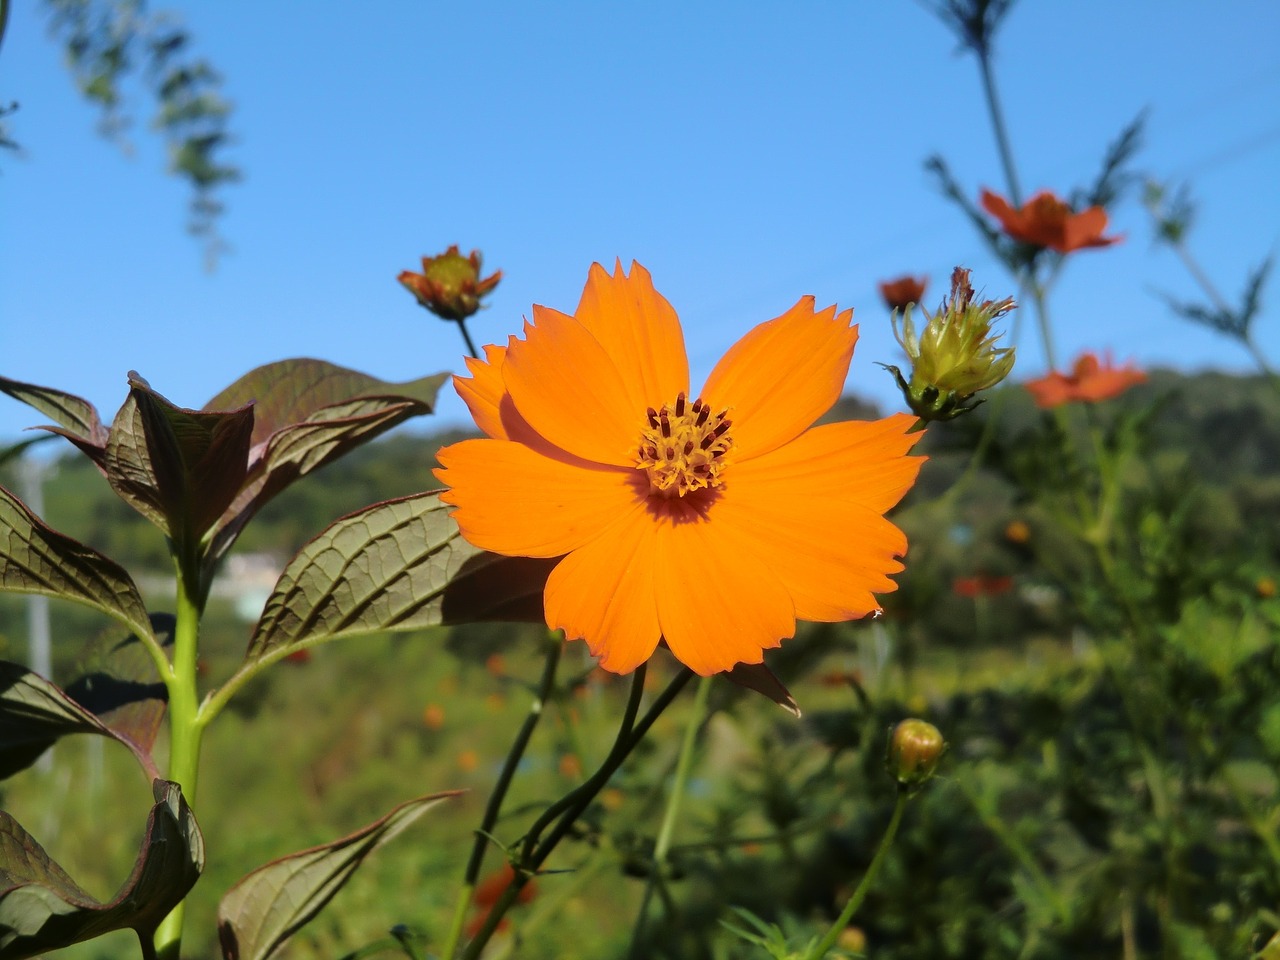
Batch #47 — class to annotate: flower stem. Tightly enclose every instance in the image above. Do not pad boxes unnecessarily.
[440,636,562,960]
[627,674,714,955]
[461,666,694,959]
[455,319,480,359]
[153,560,206,960]
[802,791,910,960]
[978,50,1022,207]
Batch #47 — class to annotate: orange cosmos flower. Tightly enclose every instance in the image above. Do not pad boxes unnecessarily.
[980,189,1122,254]
[1024,351,1147,408]
[878,275,928,313]
[434,261,925,676]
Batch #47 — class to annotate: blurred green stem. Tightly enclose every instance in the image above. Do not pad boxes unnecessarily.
[153,561,206,960]
[978,50,1022,207]
[628,674,714,955]
[455,318,480,359]
[440,635,563,960]
[803,791,910,960]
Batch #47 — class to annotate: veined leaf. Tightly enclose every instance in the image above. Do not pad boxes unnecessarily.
[0,780,203,960]
[217,792,460,960]
[0,484,155,644]
[0,377,108,451]
[203,361,449,573]
[103,373,254,544]
[204,359,446,448]
[0,663,117,780]
[248,492,552,659]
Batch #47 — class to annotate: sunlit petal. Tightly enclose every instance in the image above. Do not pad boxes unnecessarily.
[654,500,795,675]
[545,507,661,674]
[730,415,924,513]
[454,344,512,440]
[574,261,690,406]
[714,486,908,621]
[435,438,643,557]
[502,308,641,466]
[701,297,858,460]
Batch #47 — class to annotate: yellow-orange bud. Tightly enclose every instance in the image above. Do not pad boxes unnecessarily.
[398,245,501,321]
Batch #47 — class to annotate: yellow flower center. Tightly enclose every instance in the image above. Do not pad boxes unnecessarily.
[636,392,733,498]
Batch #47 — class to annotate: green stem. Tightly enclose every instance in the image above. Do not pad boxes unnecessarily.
[1027,281,1058,374]
[462,667,694,960]
[440,636,563,960]
[803,792,909,960]
[978,50,1022,206]
[153,562,206,960]
[628,674,714,955]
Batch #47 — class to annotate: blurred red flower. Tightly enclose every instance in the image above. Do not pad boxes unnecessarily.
[1024,352,1147,408]
[878,275,928,312]
[952,574,1013,599]
[466,864,538,938]
[981,189,1121,254]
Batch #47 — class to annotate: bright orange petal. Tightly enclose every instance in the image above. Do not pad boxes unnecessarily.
[454,344,512,440]
[434,438,643,557]
[573,261,689,407]
[713,485,908,622]
[544,507,661,674]
[653,500,795,675]
[502,308,641,466]
[980,188,1016,228]
[728,415,925,513]
[700,298,858,460]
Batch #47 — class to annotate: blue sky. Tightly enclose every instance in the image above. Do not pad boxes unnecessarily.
[3,1,1279,446]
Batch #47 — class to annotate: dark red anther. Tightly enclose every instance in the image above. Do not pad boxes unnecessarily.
[675,392,686,417]
[646,407,659,428]
[695,405,710,427]
[665,447,675,460]
[683,440,694,456]
[660,413,671,438]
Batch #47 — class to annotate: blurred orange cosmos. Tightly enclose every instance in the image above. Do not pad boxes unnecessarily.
[1024,352,1147,408]
[466,864,537,938]
[434,262,925,676]
[981,189,1121,254]
[878,275,928,312]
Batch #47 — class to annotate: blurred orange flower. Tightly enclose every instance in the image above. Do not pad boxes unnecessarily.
[952,574,1013,599]
[1024,352,1147,408]
[466,864,537,938]
[435,262,925,676]
[878,275,928,312]
[422,703,446,729]
[457,749,480,772]
[1004,519,1031,544]
[980,189,1121,254]
[485,652,506,677]
[399,245,501,321]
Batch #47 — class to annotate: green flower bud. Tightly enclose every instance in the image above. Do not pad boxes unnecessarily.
[887,719,946,792]
[398,245,502,321]
[882,266,1015,421]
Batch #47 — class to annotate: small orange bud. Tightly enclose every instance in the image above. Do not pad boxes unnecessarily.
[1258,577,1277,599]
[878,275,928,313]
[457,749,480,772]
[887,719,946,792]
[485,652,506,677]
[838,926,868,953]
[484,692,506,713]
[601,788,626,812]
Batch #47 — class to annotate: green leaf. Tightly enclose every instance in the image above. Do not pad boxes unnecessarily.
[0,780,203,960]
[0,662,115,780]
[247,492,552,660]
[103,372,254,545]
[202,360,448,568]
[0,484,155,645]
[217,792,460,960]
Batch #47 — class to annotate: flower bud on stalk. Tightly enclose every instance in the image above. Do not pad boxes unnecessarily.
[882,267,1016,422]
[398,245,501,321]
[887,719,946,794]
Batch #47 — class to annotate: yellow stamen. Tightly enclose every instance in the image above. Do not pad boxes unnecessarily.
[636,391,733,497]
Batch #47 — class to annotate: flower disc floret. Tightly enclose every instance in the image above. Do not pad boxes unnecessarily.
[435,261,925,676]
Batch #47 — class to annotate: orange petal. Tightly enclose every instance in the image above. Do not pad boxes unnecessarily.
[729,415,924,513]
[980,188,1016,227]
[653,500,795,675]
[573,261,689,407]
[502,308,641,467]
[454,344,512,440]
[712,484,908,622]
[700,298,858,460]
[545,507,661,674]
[434,438,644,557]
